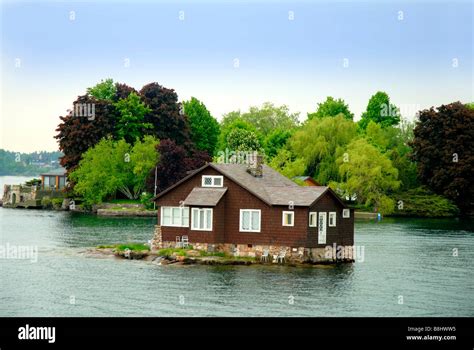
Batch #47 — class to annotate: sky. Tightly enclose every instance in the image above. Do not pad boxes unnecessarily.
[1,0,472,152]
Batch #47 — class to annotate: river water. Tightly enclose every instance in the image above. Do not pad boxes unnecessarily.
[0,178,473,317]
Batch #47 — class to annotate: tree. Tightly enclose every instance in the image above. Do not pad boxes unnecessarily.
[114,83,137,101]
[226,129,261,152]
[55,94,118,177]
[288,115,357,184]
[183,97,220,155]
[330,138,401,214]
[70,136,159,205]
[307,97,354,120]
[217,119,259,152]
[139,82,193,148]
[269,148,306,179]
[264,128,293,159]
[146,139,211,194]
[87,78,116,101]
[358,91,400,130]
[113,92,152,144]
[221,102,300,135]
[411,102,474,213]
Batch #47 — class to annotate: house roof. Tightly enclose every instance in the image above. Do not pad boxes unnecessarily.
[183,187,228,207]
[152,162,346,208]
[40,167,67,176]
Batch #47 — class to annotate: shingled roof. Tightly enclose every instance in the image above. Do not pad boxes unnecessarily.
[183,187,227,206]
[152,162,346,208]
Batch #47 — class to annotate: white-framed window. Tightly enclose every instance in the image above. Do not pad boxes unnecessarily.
[202,175,223,187]
[161,206,189,227]
[282,211,294,227]
[342,209,350,218]
[329,212,337,227]
[191,208,213,231]
[309,212,317,227]
[240,209,261,232]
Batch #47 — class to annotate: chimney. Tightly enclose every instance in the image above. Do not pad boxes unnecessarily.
[247,152,263,177]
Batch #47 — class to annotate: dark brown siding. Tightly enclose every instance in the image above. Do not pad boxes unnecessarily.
[307,193,354,247]
[155,166,354,248]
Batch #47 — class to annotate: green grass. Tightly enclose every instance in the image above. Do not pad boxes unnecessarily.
[96,243,150,251]
[157,248,189,257]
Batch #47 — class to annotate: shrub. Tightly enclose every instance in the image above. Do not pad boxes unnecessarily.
[41,196,52,209]
[140,192,155,210]
[52,198,63,209]
[391,187,459,217]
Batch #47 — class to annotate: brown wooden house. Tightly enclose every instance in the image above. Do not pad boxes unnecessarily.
[152,156,354,262]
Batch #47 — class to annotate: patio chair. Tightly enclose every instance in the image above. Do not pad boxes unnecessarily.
[277,250,286,264]
[175,236,182,248]
[181,235,189,248]
[261,249,269,262]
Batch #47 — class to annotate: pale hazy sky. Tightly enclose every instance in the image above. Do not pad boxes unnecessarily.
[1,0,472,152]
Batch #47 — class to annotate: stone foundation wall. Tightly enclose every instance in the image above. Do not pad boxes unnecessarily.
[151,225,353,264]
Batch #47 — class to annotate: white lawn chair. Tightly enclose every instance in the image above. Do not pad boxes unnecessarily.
[261,249,269,262]
[277,250,286,264]
[175,236,182,248]
[181,235,189,248]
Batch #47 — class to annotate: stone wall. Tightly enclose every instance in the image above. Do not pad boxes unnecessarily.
[151,225,353,264]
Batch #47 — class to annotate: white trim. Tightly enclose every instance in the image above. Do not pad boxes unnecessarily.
[329,212,337,227]
[239,209,261,232]
[161,206,189,227]
[191,207,213,231]
[282,211,294,227]
[201,175,224,188]
[309,211,317,227]
[342,209,350,218]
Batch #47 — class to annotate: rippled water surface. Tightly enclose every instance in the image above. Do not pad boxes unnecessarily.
[1,206,473,317]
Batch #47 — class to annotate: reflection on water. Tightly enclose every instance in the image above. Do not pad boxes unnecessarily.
[0,207,473,317]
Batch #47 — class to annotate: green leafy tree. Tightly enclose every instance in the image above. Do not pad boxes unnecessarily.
[217,119,259,152]
[226,129,261,152]
[221,102,300,135]
[359,91,400,130]
[411,102,474,213]
[87,78,117,101]
[330,138,401,214]
[264,128,293,159]
[288,114,357,184]
[307,97,354,120]
[269,148,306,179]
[70,136,159,205]
[183,97,220,155]
[113,92,152,144]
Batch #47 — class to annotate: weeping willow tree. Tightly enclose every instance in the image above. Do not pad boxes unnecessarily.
[282,114,357,184]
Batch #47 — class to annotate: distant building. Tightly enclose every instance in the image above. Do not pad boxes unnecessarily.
[292,176,321,186]
[40,168,67,190]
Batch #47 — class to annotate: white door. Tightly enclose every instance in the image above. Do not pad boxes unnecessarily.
[318,212,327,244]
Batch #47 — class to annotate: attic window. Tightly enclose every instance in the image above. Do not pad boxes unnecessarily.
[342,209,350,218]
[202,175,223,187]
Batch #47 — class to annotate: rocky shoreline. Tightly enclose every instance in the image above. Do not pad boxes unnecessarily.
[83,247,349,267]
